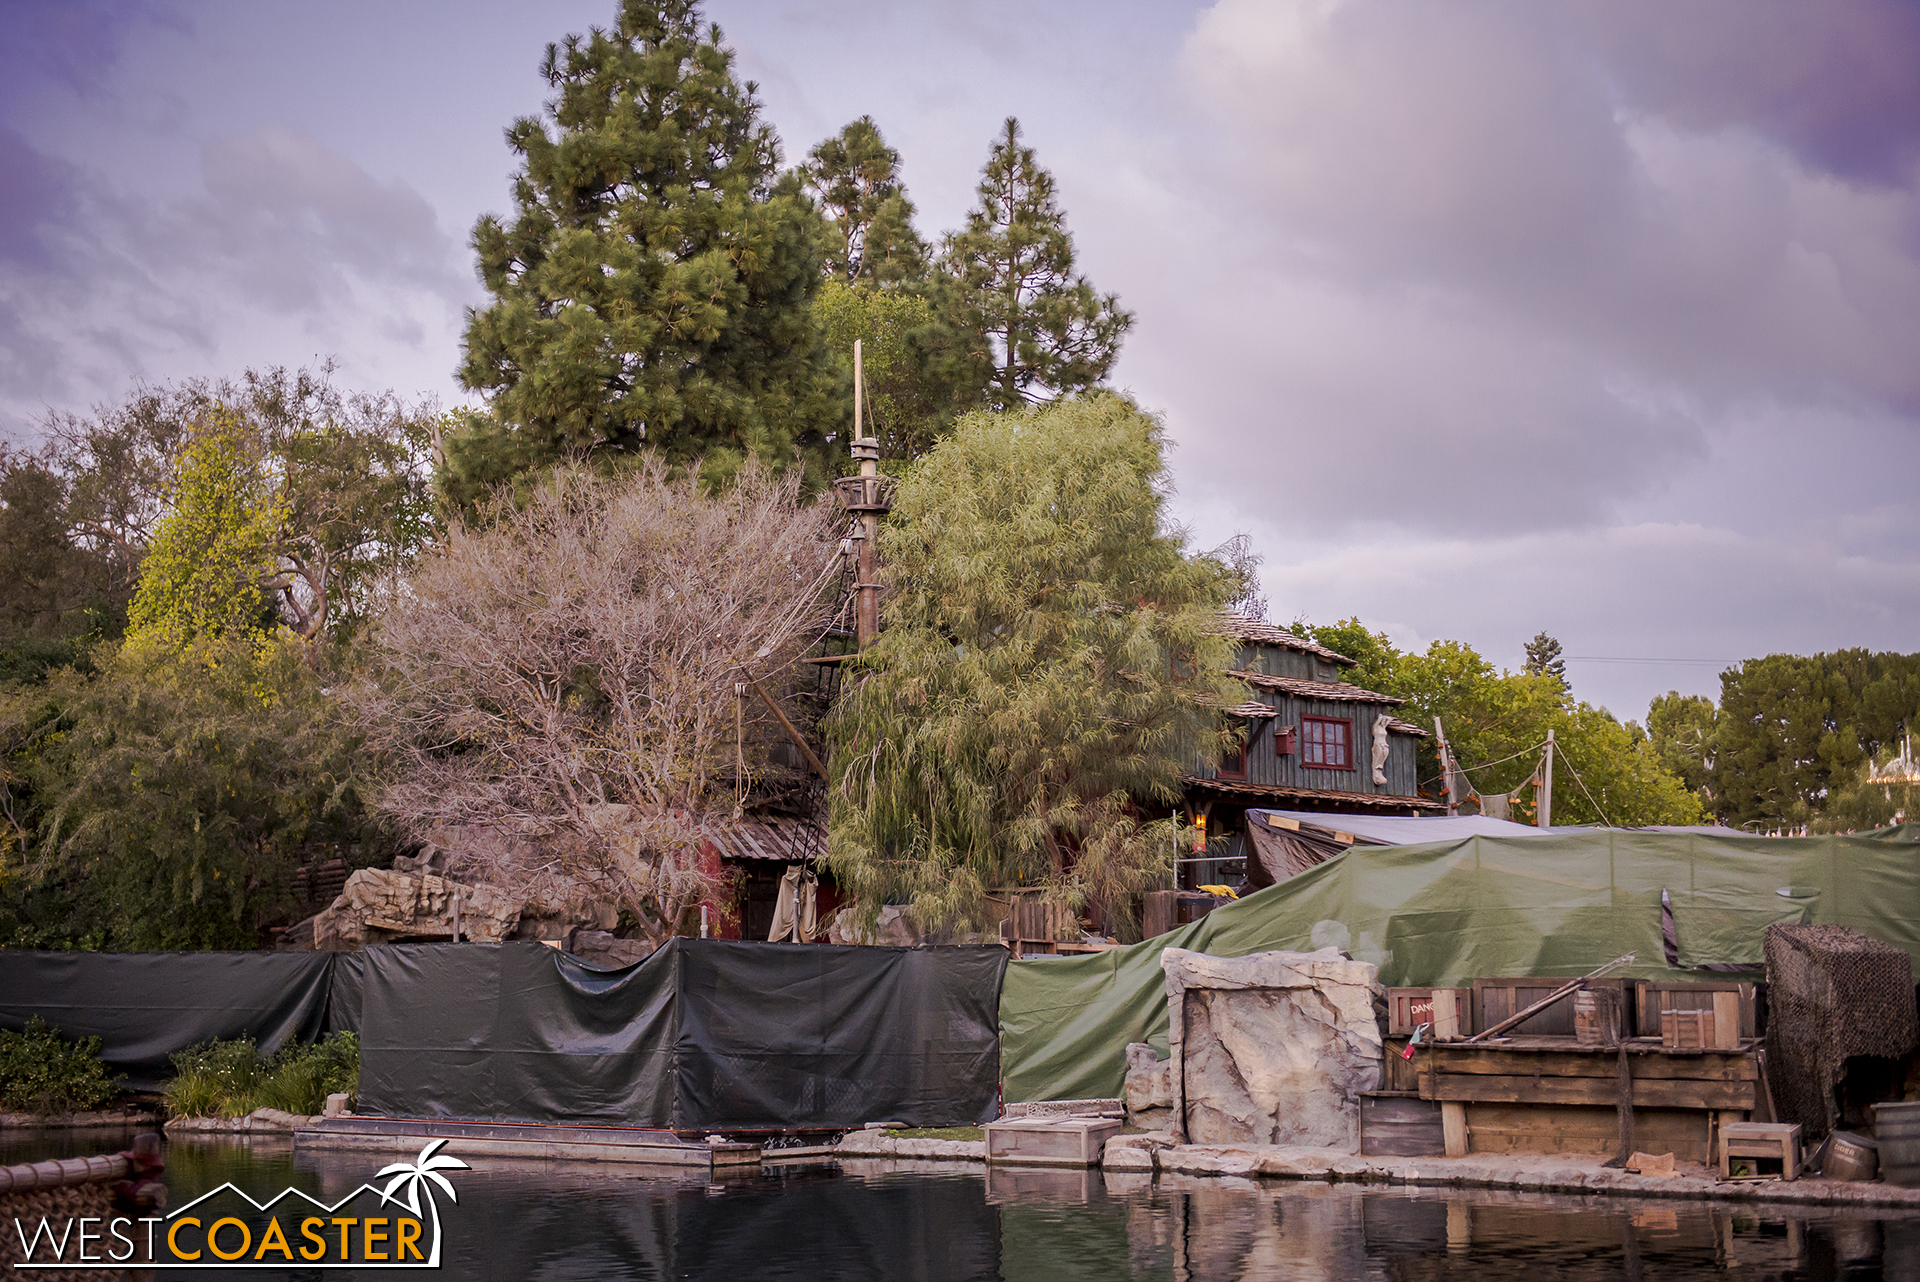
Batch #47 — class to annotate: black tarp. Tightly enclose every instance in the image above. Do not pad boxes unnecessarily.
[0,950,337,1091]
[357,939,677,1126]
[358,939,1008,1129]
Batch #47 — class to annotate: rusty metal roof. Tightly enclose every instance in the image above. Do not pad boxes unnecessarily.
[702,816,826,862]
[1215,615,1357,666]
[1227,670,1406,707]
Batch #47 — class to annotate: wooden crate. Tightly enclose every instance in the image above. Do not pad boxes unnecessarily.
[1662,1007,1738,1051]
[985,1116,1121,1167]
[1359,1092,1446,1156]
[1472,976,1632,1038]
[1635,982,1755,1042]
[1388,987,1471,1038]
[1720,1121,1800,1180]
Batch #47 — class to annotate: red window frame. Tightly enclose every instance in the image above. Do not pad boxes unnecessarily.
[1300,715,1353,770]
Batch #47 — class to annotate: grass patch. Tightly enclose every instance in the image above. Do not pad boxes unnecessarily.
[164,1031,358,1118]
[0,1016,122,1114]
[888,1127,985,1142]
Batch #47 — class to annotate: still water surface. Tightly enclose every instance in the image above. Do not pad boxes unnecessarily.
[7,1129,1919,1280]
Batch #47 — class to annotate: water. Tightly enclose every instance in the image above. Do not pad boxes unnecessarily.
[7,1129,1920,1280]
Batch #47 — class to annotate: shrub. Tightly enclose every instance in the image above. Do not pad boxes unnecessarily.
[164,1031,358,1118]
[0,1016,121,1114]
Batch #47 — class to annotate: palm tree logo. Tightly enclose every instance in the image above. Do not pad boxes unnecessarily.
[376,1139,470,1264]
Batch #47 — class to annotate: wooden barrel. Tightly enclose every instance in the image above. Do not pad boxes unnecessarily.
[1873,1102,1920,1187]
[1823,1131,1880,1182]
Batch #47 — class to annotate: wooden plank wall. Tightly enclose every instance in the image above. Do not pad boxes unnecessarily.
[1195,640,1422,799]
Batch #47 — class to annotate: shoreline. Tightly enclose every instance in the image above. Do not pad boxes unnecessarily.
[1112,1137,1920,1209]
[815,1129,1920,1210]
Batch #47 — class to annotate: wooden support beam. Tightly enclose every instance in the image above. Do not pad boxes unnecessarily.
[1442,1102,1469,1157]
[1423,1074,1757,1111]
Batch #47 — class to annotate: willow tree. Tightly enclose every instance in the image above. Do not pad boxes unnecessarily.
[826,395,1241,939]
[452,0,835,503]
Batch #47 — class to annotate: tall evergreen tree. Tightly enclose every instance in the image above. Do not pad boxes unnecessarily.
[452,0,834,502]
[1523,630,1567,687]
[940,118,1133,411]
[803,117,929,286]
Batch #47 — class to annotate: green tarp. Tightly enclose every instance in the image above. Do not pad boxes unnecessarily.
[1000,828,1920,1103]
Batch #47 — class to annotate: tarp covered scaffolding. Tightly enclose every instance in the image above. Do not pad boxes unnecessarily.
[1001,826,1920,1103]
[353,939,1008,1130]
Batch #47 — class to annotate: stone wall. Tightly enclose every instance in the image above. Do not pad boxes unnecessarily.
[1161,946,1383,1150]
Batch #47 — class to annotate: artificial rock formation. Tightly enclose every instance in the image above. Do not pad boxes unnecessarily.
[1161,946,1384,1150]
[309,868,522,951]
[1124,1042,1173,1130]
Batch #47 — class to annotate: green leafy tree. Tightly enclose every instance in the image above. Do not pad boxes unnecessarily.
[939,118,1133,411]
[827,395,1241,939]
[22,366,440,648]
[1292,616,1398,692]
[1296,621,1705,826]
[1,634,384,949]
[1524,630,1567,688]
[814,280,971,460]
[125,410,285,647]
[0,445,117,639]
[452,0,835,502]
[803,117,929,286]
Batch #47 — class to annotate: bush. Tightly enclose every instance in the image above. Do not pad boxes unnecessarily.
[164,1031,357,1118]
[0,1016,122,1114]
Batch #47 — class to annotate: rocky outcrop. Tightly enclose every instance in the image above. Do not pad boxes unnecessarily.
[309,868,522,951]
[1124,1042,1173,1130]
[567,931,653,968]
[826,904,921,946]
[1161,946,1384,1150]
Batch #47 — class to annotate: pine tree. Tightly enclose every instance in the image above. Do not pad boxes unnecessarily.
[803,117,929,286]
[940,118,1133,411]
[452,0,834,502]
[1524,631,1567,687]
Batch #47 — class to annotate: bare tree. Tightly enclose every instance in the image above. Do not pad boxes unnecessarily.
[348,459,844,945]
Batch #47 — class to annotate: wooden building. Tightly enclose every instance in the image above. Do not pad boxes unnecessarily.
[1182,617,1441,890]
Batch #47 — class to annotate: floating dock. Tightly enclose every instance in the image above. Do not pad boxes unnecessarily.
[294,1117,762,1169]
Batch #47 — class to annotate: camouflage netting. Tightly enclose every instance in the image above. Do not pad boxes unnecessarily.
[1764,923,1919,1142]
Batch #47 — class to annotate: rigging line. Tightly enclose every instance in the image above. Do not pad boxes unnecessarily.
[1449,739,1550,780]
[1553,740,1615,829]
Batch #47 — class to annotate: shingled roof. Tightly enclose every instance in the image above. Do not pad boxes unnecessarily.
[1216,614,1357,667]
[1228,670,1406,706]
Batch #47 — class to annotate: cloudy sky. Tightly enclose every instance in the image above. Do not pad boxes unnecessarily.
[5,0,1917,722]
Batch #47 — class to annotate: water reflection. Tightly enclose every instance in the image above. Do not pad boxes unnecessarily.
[6,1131,1919,1280]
